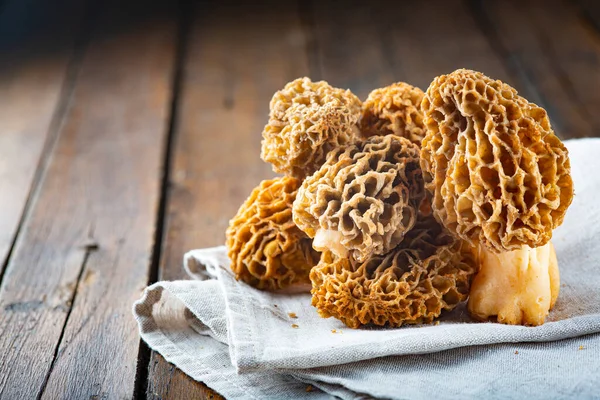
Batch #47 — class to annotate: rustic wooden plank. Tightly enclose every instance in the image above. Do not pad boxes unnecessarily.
[312,0,594,141]
[527,0,600,135]
[474,0,599,138]
[379,0,514,91]
[146,1,310,398]
[0,1,177,398]
[0,0,83,279]
[148,354,225,400]
[307,0,395,99]
[307,0,516,103]
[579,0,600,30]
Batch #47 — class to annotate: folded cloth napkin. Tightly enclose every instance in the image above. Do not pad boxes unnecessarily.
[134,138,600,399]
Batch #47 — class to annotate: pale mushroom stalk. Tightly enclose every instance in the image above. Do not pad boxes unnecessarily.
[468,242,560,326]
[313,229,348,258]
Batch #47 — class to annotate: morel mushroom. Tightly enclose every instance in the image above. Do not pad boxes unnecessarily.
[226,176,320,291]
[359,82,426,145]
[310,214,478,328]
[420,69,573,325]
[293,135,424,262]
[261,77,362,179]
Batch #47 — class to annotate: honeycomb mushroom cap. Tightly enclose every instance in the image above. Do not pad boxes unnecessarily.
[310,214,478,328]
[226,177,320,291]
[261,77,362,179]
[420,69,573,253]
[359,82,426,145]
[293,135,425,262]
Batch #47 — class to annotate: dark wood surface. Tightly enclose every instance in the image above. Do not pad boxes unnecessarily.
[0,0,84,286]
[0,0,598,398]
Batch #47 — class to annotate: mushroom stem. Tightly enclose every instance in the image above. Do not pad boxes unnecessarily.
[467,241,560,326]
[313,229,349,259]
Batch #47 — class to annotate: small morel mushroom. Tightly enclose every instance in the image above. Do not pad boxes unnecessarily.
[359,82,426,145]
[420,69,574,325]
[310,214,478,328]
[293,135,425,262]
[226,176,320,291]
[261,77,362,179]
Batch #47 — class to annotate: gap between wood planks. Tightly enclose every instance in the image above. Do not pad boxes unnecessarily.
[466,0,552,122]
[144,1,309,398]
[0,0,179,397]
[297,0,322,80]
[132,1,193,399]
[468,0,600,138]
[37,225,98,399]
[578,0,600,32]
[0,0,93,288]
[9,2,102,397]
[28,0,146,399]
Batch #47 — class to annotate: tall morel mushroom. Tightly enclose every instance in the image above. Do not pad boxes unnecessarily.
[420,69,573,326]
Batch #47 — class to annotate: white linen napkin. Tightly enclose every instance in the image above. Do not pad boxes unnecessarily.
[134,138,600,399]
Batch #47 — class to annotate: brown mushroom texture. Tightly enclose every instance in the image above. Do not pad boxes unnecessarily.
[310,214,478,328]
[261,77,362,179]
[293,135,425,262]
[226,176,320,291]
[360,82,426,145]
[420,69,573,253]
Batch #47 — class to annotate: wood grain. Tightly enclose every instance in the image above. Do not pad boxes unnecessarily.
[0,0,84,278]
[307,0,515,102]
[380,0,513,91]
[579,0,600,29]
[0,1,176,398]
[476,0,599,138]
[307,0,395,99]
[146,1,310,398]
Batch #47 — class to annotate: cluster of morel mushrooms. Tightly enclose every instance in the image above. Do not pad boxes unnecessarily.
[226,69,573,328]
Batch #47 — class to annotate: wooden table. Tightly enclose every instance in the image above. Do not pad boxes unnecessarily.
[0,0,598,398]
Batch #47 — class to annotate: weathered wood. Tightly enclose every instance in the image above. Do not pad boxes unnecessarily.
[379,0,513,91]
[148,354,224,400]
[0,0,83,279]
[307,0,395,99]
[307,0,514,101]
[475,0,599,138]
[146,1,310,398]
[0,1,177,398]
[579,0,600,30]
[528,0,600,135]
